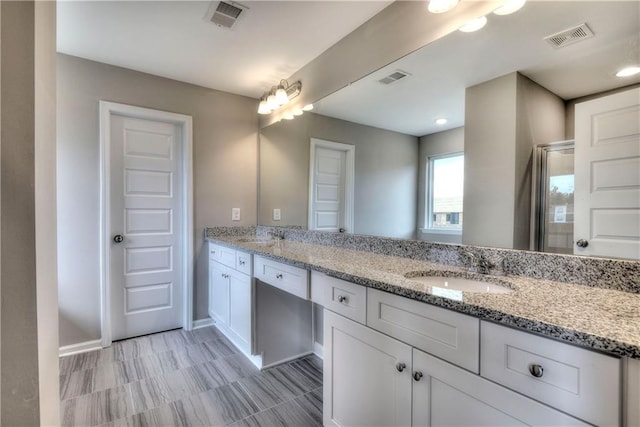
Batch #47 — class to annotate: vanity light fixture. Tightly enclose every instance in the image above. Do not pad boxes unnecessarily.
[302,104,314,111]
[257,79,302,115]
[616,66,640,77]
[293,108,304,116]
[283,113,295,120]
[427,0,459,14]
[435,118,448,125]
[459,15,487,32]
[493,0,526,16]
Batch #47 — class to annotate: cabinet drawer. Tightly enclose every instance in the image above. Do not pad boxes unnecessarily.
[311,271,366,324]
[209,242,236,268]
[254,256,309,299]
[236,250,252,276]
[480,321,621,427]
[367,288,479,373]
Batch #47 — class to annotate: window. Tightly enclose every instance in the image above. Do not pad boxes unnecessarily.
[426,153,464,232]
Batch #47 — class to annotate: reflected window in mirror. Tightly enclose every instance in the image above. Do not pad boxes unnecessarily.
[426,153,464,234]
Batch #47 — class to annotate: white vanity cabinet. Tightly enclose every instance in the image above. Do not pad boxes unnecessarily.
[324,309,586,427]
[208,242,252,355]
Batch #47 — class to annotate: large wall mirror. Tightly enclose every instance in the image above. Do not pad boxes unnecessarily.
[259,1,640,260]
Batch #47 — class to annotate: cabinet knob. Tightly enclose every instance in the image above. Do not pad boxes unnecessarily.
[276,273,283,279]
[576,239,589,248]
[413,371,423,381]
[395,362,406,372]
[528,364,544,378]
[113,234,124,243]
[337,295,348,304]
[239,260,246,265]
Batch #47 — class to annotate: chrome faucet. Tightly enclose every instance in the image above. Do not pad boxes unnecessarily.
[267,229,284,240]
[462,251,494,275]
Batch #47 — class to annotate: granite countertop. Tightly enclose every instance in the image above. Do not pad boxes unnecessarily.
[208,235,640,359]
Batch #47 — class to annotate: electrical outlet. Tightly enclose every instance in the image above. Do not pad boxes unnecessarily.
[273,208,281,221]
[232,208,241,221]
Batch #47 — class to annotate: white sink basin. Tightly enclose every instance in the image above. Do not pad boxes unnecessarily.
[405,274,513,294]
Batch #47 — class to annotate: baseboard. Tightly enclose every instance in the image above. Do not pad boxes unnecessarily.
[313,342,324,359]
[59,339,103,357]
[192,317,214,329]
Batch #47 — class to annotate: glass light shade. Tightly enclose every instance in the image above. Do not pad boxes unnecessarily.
[266,93,279,110]
[275,86,289,105]
[302,104,314,111]
[435,118,448,125]
[616,66,640,77]
[493,0,526,16]
[293,108,304,116]
[257,100,271,115]
[459,16,487,32]
[283,113,294,120]
[428,0,459,14]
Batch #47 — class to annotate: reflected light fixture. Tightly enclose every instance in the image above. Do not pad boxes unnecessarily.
[428,0,459,14]
[435,118,448,125]
[459,16,487,32]
[616,66,640,77]
[257,79,302,115]
[493,0,526,16]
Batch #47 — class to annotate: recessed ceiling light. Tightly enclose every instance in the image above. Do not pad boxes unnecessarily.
[435,118,448,125]
[427,0,459,14]
[493,0,526,16]
[459,16,487,33]
[616,66,640,77]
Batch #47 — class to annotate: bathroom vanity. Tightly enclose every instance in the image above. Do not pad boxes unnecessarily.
[206,227,639,427]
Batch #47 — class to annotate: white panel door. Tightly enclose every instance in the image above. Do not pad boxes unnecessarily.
[574,87,640,259]
[110,115,183,340]
[312,147,346,232]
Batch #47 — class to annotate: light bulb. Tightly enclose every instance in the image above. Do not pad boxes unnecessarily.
[258,100,271,115]
[427,0,459,13]
[616,66,640,77]
[266,93,278,110]
[459,16,487,32]
[302,104,314,111]
[493,0,526,16]
[275,86,289,105]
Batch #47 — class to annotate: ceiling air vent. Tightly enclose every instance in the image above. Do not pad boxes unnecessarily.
[544,23,594,49]
[205,1,248,29]
[378,70,411,85]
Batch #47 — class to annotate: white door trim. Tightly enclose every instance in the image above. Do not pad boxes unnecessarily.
[308,138,355,233]
[99,101,194,348]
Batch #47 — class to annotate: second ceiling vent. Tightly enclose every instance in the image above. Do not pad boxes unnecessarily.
[544,23,594,49]
[206,1,248,29]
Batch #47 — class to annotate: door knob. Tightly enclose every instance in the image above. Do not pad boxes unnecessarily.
[576,239,589,248]
[113,234,124,243]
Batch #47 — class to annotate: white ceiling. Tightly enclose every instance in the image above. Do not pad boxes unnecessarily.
[314,1,640,136]
[57,0,392,99]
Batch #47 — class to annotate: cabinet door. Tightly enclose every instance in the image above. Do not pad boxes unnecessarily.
[412,348,588,427]
[324,310,412,427]
[228,271,252,353]
[209,261,229,326]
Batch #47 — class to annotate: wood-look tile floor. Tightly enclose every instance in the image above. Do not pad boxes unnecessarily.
[60,327,323,426]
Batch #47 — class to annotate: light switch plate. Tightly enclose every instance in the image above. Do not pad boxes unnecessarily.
[232,208,241,221]
[273,208,281,221]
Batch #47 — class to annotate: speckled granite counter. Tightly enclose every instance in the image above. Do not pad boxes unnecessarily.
[206,232,640,359]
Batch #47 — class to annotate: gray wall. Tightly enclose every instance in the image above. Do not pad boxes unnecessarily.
[57,54,259,347]
[1,1,59,424]
[418,127,464,244]
[260,112,419,239]
[463,72,564,249]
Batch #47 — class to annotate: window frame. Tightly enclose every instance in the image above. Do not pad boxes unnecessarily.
[424,151,464,235]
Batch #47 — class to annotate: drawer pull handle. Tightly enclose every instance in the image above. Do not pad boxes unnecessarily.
[276,273,283,279]
[413,371,423,381]
[528,364,544,378]
[337,295,348,304]
[396,362,406,373]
